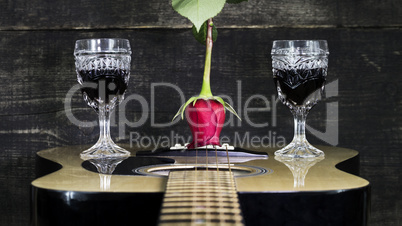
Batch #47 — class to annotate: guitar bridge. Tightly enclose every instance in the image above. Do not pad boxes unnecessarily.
[170,143,235,150]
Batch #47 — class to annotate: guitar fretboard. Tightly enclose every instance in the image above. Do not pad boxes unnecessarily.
[158,170,244,226]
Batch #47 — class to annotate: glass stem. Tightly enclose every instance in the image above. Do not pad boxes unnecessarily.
[293,109,308,144]
[98,106,112,144]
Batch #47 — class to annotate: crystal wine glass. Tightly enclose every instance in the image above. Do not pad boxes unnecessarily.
[74,38,132,160]
[272,40,329,158]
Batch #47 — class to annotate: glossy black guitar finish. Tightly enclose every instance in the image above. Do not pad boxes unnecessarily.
[31,145,370,226]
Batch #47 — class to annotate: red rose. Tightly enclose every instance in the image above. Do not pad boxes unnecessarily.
[185,99,225,149]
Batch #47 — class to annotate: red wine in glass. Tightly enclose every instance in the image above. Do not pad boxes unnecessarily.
[79,68,129,112]
[271,40,329,158]
[273,68,326,107]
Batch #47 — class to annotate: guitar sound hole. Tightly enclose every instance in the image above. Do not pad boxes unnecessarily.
[134,164,271,178]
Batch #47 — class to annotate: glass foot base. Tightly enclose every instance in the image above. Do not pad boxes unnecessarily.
[80,140,130,160]
[275,141,324,158]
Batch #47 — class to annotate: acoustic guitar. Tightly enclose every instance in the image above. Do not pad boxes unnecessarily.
[31,144,370,226]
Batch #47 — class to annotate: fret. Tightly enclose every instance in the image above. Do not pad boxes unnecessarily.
[167,182,234,186]
[166,185,234,189]
[160,214,243,221]
[161,204,239,211]
[158,220,243,226]
[163,200,238,204]
[167,178,235,182]
[161,213,238,217]
[161,208,242,214]
[159,219,244,225]
[164,194,235,198]
[160,212,243,218]
[163,197,237,202]
[162,189,236,193]
[158,170,244,226]
[161,205,240,209]
[162,201,240,207]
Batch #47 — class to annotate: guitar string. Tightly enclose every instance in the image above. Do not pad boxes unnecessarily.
[205,146,208,172]
[165,146,239,225]
[179,146,189,223]
[205,146,210,225]
[185,145,191,225]
[226,144,232,173]
[215,145,225,224]
[186,144,235,225]
[226,144,241,225]
[191,148,198,225]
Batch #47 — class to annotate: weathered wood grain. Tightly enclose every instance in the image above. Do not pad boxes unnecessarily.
[0,0,402,225]
[0,0,401,30]
[0,27,401,225]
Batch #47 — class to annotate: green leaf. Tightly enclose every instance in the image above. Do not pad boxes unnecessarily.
[226,0,248,4]
[192,97,198,106]
[172,103,185,121]
[172,0,226,32]
[192,21,218,45]
[224,101,241,120]
[212,95,242,120]
[182,96,197,119]
[172,96,197,120]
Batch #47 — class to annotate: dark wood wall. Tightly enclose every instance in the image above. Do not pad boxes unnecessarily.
[0,0,401,225]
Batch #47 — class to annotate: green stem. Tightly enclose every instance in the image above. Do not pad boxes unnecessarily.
[199,18,213,98]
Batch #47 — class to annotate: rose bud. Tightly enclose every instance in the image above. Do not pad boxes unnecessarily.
[185,99,225,148]
[173,96,240,149]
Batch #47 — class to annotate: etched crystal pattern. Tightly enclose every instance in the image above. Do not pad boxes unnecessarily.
[272,55,328,114]
[272,56,328,88]
[75,55,131,112]
[75,55,131,84]
[271,47,328,56]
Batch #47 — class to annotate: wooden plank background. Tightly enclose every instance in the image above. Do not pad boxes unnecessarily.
[0,0,401,225]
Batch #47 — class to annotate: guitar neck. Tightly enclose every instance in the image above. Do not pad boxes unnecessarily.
[158,170,244,226]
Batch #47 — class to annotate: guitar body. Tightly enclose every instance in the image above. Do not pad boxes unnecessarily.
[31,145,370,226]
